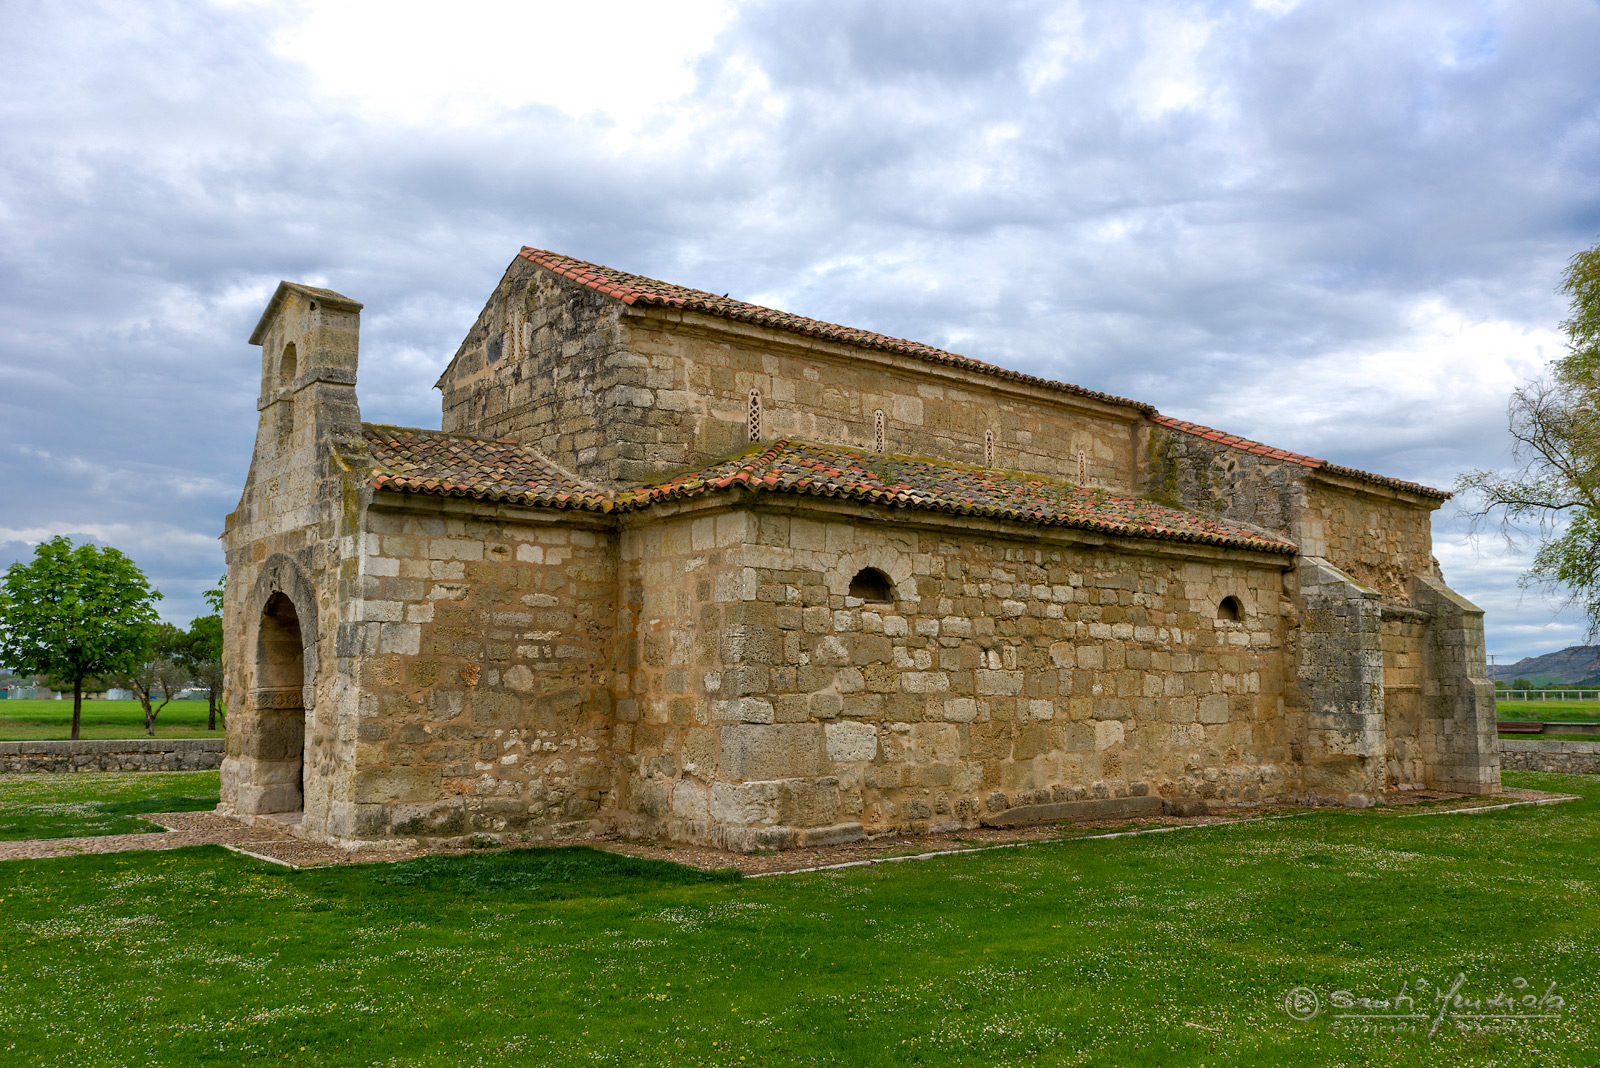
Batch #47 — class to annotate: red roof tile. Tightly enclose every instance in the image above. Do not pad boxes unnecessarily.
[1149,415,1450,500]
[618,441,1295,552]
[362,424,1296,554]
[518,248,1156,416]
[363,425,609,510]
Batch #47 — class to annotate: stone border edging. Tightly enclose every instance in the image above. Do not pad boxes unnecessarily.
[746,794,1584,878]
[1500,737,1600,774]
[0,738,225,774]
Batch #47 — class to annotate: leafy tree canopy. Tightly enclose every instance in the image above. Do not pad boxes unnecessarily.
[1459,240,1600,634]
[181,614,223,665]
[0,537,161,686]
[202,574,224,616]
[0,537,162,738]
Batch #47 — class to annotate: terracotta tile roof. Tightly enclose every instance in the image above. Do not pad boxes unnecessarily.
[362,425,608,510]
[518,247,1155,416]
[1150,415,1451,500]
[617,441,1296,552]
[361,424,1295,553]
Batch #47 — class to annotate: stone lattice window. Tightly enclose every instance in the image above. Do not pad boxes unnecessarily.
[848,567,894,604]
[747,388,762,443]
[1076,449,1088,484]
[874,409,886,452]
[984,429,995,465]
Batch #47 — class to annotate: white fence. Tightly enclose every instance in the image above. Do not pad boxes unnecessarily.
[1496,690,1600,701]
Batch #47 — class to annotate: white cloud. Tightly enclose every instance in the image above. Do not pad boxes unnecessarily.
[256,0,739,128]
[3,0,1599,653]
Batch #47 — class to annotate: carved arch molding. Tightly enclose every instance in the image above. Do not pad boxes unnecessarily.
[246,552,320,711]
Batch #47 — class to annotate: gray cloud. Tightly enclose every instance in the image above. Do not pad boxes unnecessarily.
[1,0,1597,655]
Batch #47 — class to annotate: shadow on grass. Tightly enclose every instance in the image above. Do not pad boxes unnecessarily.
[303,844,742,902]
[0,792,219,841]
[102,794,219,818]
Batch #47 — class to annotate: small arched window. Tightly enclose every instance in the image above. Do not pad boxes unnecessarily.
[1218,596,1243,623]
[848,567,894,604]
[279,342,298,389]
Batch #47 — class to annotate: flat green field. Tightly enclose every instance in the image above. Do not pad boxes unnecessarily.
[0,699,222,740]
[0,770,219,840]
[0,770,1595,1067]
[1495,699,1600,723]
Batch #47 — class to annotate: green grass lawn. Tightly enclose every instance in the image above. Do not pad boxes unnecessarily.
[0,699,223,741]
[1495,699,1600,723]
[0,772,1595,1066]
[0,770,219,840]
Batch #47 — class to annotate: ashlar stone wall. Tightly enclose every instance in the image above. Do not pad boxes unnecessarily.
[437,261,1143,491]
[623,306,1139,489]
[1381,613,1430,790]
[1298,481,1437,603]
[439,259,631,480]
[345,495,620,840]
[614,495,1297,850]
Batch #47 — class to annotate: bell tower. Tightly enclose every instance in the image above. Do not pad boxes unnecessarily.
[248,282,364,452]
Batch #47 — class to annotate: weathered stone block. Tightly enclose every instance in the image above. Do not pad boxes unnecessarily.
[825,720,878,762]
[719,724,827,781]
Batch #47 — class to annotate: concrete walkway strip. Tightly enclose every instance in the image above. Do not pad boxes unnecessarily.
[1392,794,1581,817]
[220,843,300,870]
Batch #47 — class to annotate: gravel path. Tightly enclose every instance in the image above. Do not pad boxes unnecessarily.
[0,811,444,867]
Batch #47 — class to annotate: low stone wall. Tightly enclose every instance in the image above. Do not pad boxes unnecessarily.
[1500,738,1600,775]
[0,739,225,775]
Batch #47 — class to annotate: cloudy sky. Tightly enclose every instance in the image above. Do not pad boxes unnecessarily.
[2,0,1598,662]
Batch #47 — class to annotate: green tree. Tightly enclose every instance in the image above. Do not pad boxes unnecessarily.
[0,537,162,739]
[114,623,193,737]
[1459,240,1600,632]
[202,574,224,616]
[175,596,225,730]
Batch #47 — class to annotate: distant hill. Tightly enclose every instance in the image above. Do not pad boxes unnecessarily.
[1493,645,1600,687]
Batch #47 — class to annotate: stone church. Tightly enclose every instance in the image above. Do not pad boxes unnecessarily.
[219,247,1499,850]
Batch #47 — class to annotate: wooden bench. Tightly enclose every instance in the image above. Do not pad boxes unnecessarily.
[1498,721,1545,734]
